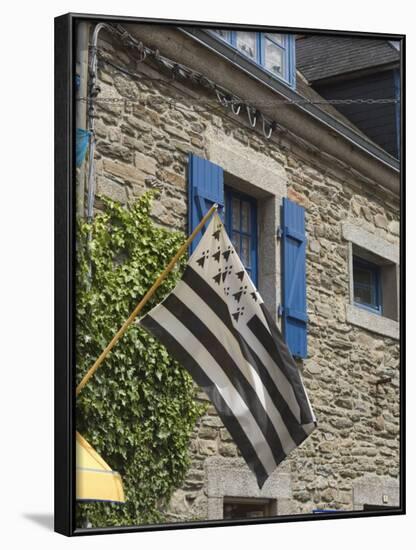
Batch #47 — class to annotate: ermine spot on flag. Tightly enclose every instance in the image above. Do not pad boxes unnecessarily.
[139,213,316,488]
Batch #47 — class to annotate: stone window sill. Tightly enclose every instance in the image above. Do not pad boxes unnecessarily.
[346,304,399,340]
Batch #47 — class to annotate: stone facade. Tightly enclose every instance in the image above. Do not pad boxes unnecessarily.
[78,24,400,522]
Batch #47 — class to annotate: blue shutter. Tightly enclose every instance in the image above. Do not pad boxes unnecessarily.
[188,154,224,253]
[281,198,307,358]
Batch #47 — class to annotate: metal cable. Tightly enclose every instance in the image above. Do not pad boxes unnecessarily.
[91,34,399,143]
[81,22,398,193]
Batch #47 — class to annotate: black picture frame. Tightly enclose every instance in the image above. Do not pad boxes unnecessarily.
[54,12,405,537]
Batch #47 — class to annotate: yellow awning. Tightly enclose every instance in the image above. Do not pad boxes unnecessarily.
[76,431,125,503]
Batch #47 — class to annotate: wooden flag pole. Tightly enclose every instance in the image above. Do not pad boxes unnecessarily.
[76,203,219,397]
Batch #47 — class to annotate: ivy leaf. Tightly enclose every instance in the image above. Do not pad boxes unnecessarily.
[157,429,170,440]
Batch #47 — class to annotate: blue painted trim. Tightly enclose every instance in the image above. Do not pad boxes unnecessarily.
[225,187,258,286]
[354,301,382,316]
[211,29,296,89]
[230,30,236,47]
[353,257,382,314]
[288,34,296,89]
[257,32,263,66]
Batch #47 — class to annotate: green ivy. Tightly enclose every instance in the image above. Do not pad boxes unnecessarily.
[75,192,205,528]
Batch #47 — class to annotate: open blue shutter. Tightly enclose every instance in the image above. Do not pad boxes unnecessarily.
[281,198,307,358]
[188,154,224,253]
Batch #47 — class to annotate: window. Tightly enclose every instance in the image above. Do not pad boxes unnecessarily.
[342,223,399,339]
[353,257,381,314]
[210,30,296,87]
[264,33,286,77]
[205,456,289,519]
[235,31,257,61]
[225,187,258,286]
[223,497,276,519]
[363,504,394,511]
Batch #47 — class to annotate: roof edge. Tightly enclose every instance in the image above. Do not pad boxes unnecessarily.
[304,61,400,86]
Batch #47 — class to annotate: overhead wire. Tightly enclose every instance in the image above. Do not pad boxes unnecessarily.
[82,41,399,144]
[81,22,399,206]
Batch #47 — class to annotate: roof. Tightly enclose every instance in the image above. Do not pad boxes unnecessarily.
[296,35,400,83]
[294,71,369,138]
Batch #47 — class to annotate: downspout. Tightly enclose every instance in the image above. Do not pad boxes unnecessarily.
[86,23,114,223]
[75,21,90,217]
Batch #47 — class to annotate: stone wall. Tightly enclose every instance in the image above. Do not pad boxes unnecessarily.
[285,158,400,513]
[81,26,400,522]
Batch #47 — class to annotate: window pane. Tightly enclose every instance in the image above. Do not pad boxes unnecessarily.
[236,32,257,60]
[225,187,258,286]
[241,236,251,266]
[241,201,250,233]
[354,284,374,306]
[232,198,240,230]
[353,262,379,309]
[265,33,284,46]
[214,29,231,42]
[265,39,284,76]
[224,500,268,519]
[354,266,373,287]
[231,232,240,255]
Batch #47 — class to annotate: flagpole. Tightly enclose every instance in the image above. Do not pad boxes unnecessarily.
[76,203,219,397]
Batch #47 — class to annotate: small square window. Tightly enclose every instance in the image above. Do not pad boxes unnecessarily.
[353,257,382,314]
[344,225,399,337]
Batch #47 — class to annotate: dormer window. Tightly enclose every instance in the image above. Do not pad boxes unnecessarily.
[209,29,296,88]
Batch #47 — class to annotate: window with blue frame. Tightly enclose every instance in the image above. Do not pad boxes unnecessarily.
[211,29,296,88]
[353,257,382,314]
[225,187,258,286]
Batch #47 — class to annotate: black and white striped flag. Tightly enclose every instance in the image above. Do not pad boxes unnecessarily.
[139,214,316,488]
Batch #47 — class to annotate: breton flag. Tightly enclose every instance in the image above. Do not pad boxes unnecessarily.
[139,213,316,488]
